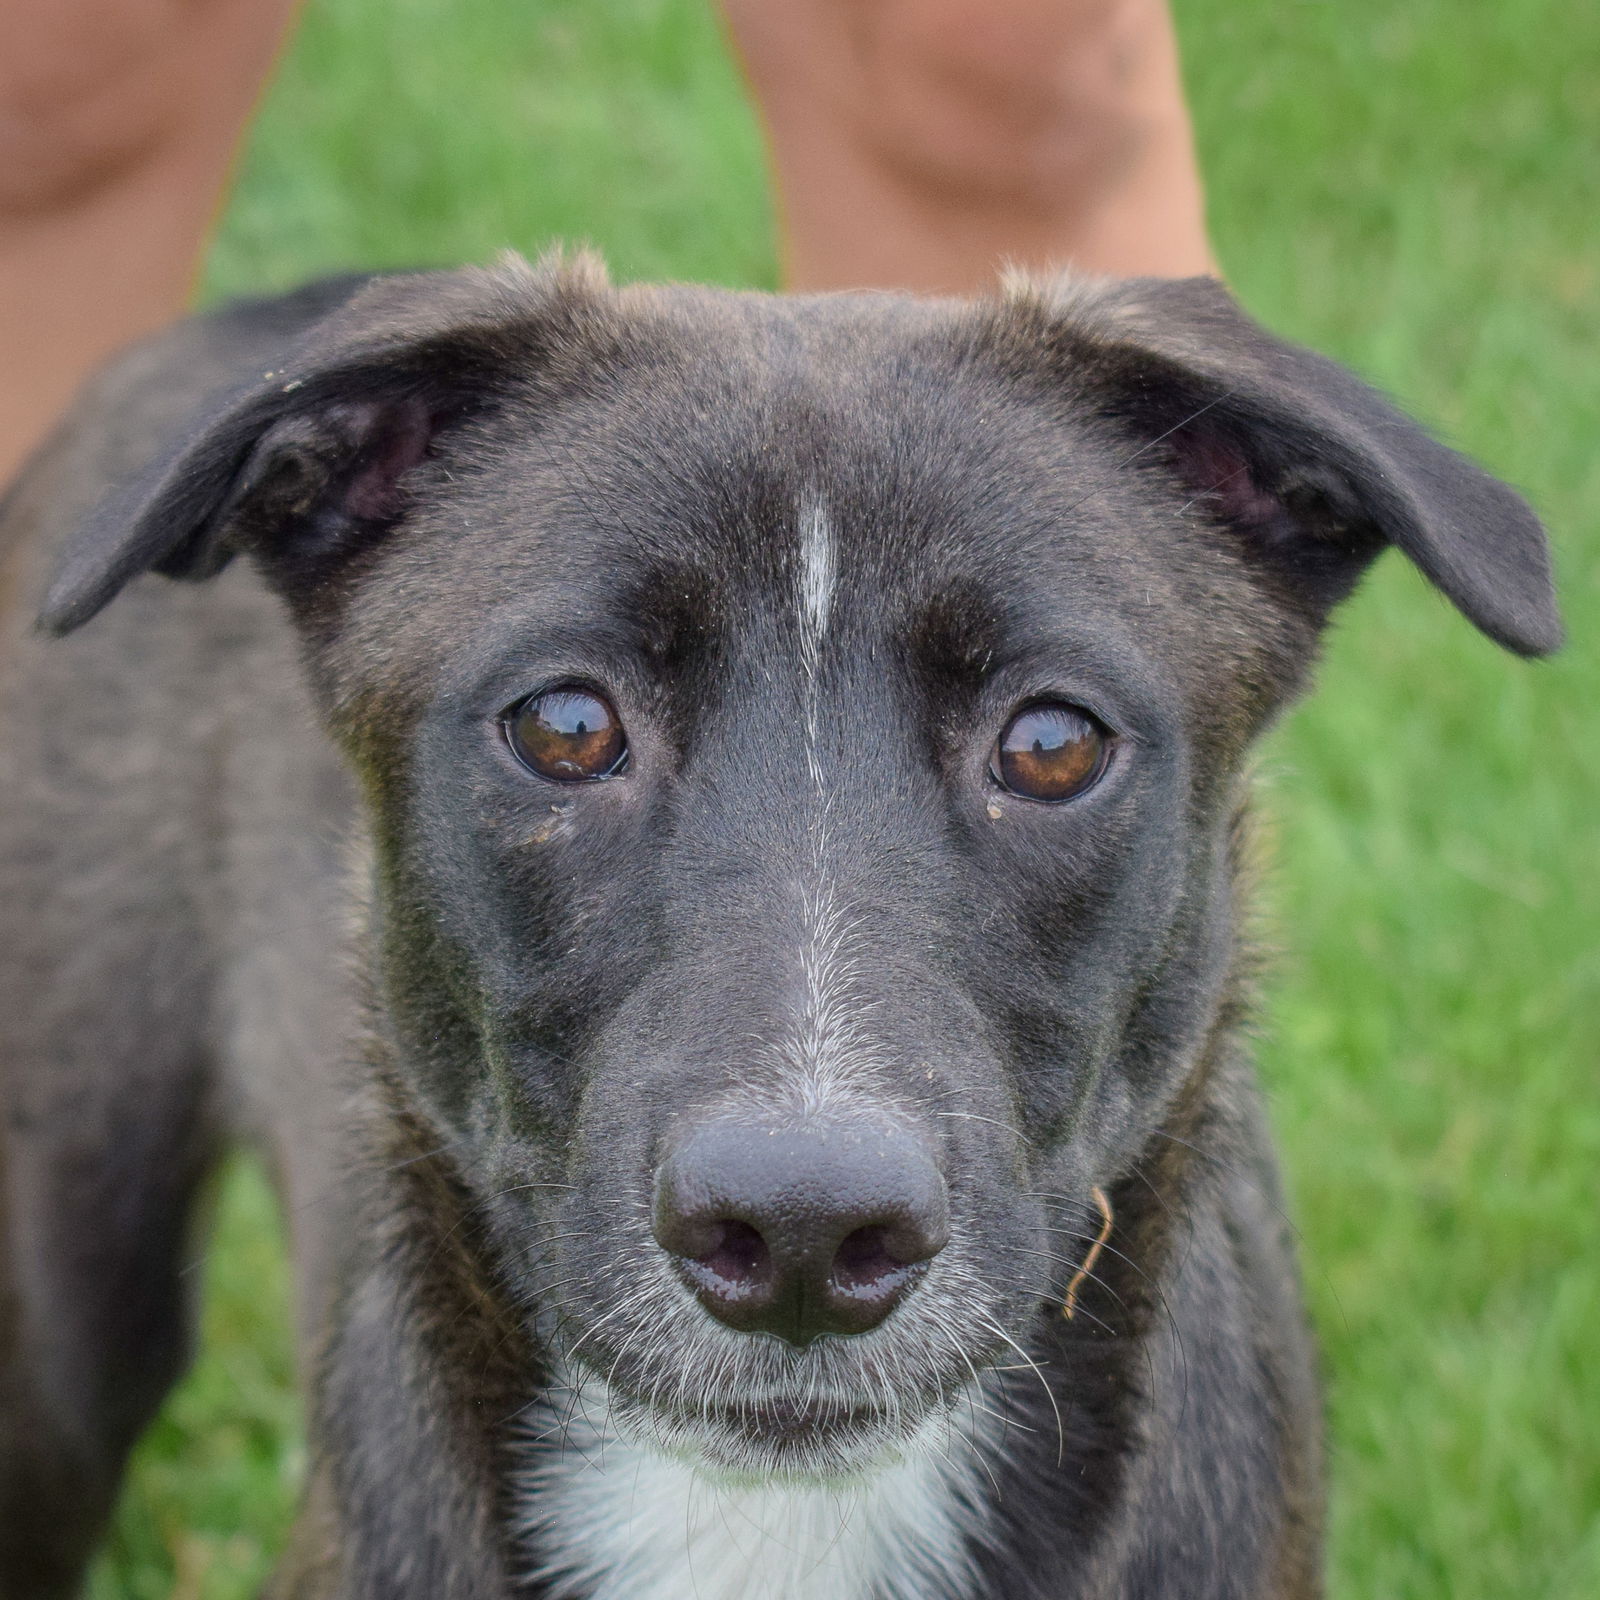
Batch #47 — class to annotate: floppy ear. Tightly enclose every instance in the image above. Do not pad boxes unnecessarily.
[38,253,607,635]
[1016,274,1561,657]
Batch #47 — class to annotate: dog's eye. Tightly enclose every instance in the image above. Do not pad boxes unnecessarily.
[502,688,627,782]
[990,703,1110,802]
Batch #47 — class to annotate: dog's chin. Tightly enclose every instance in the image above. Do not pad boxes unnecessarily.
[600,1384,945,1485]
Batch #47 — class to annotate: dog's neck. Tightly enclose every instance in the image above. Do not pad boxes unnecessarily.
[513,1376,993,1600]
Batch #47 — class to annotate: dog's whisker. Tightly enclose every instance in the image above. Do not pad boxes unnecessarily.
[1038,1221,1192,1415]
[1004,1238,1134,1310]
[967,1309,1066,1471]
[932,1110,1017,1133]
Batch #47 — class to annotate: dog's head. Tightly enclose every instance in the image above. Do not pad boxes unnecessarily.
[42,255,1559,1480]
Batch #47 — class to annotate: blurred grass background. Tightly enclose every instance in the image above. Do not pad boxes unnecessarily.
[89,0,1597,1594]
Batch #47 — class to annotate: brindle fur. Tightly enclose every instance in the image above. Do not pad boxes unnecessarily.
[0,256,1558,1599]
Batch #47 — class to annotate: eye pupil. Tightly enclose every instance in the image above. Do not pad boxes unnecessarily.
[503,688,627,782]
[991,703,1109,802]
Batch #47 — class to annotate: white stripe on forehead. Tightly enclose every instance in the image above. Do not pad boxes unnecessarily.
[799,498,835,666]
[789,495,859,1105]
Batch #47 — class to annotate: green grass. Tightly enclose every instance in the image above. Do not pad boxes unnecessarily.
[92,1,1598,1594]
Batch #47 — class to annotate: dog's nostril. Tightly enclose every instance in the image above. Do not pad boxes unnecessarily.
[830,1224,912,1297]
[690,1219,771,1295]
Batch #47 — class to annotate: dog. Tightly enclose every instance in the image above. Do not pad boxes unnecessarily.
[0,254,1560,1599]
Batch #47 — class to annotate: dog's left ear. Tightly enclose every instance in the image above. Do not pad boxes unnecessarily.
[39,254,606,635]
[1017,275,1562,656]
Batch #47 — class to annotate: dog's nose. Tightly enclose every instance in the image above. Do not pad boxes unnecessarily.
[652,1115,949,1346]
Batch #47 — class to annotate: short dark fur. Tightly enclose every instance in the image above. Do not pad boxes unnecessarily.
[0,256,1559,1599]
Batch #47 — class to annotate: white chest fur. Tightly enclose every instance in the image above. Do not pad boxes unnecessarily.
[516,1398,986,1600]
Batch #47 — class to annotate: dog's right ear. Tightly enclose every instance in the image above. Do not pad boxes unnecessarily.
[39,254,607,635]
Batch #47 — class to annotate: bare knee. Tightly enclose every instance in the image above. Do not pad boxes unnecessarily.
[726,0,1176,209]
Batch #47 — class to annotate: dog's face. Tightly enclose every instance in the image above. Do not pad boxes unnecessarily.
[43,258,1558,1481]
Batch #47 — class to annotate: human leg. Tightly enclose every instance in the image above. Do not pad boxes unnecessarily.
[720,0,1213,293]
[0,0,301,485]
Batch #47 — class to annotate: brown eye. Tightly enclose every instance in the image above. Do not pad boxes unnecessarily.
[503,687,627,782]
[990,703,1110,802]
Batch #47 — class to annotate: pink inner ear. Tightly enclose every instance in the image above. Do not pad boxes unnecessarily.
[343,397,435,522]
[1171,427,1283,527]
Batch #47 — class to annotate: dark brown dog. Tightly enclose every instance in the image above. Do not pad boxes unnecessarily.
[0,256,1559,1599]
